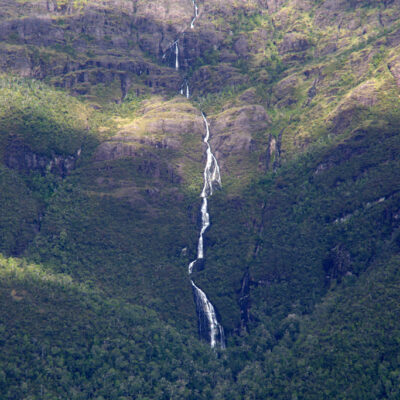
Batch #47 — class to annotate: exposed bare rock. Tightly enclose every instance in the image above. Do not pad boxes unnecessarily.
[191,64,247,95]
[264,130,282,171]
[275,75,299,98]
[274,74,300,107]
[95,98,204,163]
[279,33,309,54]
[318,41,338,57]
[265,0,287,13]
[388,56,400,87]
[135,0,192,29]
[234,36,249,58]
[4,140,80,177]
[238,88,260,105]
[208,105,270,173]
[347,81,378,107]
[327,81,378,135]
[0,45,32,77]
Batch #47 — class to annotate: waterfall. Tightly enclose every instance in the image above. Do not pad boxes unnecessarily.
[163,1,224,348]
[190,0,199,29]
[188,113,225,349]
[191,281,226,349]
[179,81,190,99]
[175,41,179,70]
[200,113,221,198]
[162,39,179,70]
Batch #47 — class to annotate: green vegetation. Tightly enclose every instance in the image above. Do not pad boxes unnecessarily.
[0,254,228,400]
[0,166,39,255]
[1,0,400,397]
[0,76,94,157]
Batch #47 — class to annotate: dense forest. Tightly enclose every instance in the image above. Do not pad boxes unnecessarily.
[1,0,400,398]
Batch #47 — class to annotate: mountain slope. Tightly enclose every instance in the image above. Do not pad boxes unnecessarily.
[0,0,400,398]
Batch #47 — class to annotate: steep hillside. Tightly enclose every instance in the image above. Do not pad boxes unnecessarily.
[1,0,400,398]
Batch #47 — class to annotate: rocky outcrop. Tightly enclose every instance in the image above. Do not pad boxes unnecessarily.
[347,81,378,107]
[4,140,80,177]
[233,36,250,58]
[264,130,282,171]
[388,56,400,87]
[328,80,378,135]
[279,32,310,54]
[210,105,270,157]
[274,74,300,107]
[95,136,181,162]
[0,0,195,97]
[238,87,262,105]
[191,64,247,96]
[94,98,204,185]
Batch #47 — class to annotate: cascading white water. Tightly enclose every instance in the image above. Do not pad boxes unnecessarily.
[179,81,190,98]
[190,0,199,29]
[188,113,221,274]
[163,0,225,348]
[162,39,179,70]
[175,41,179,70]
[191,281,226,349]
[186,82,190,99]
[188,113,225,349]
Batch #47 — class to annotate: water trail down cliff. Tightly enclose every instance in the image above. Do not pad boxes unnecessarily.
[162,39,179,70]
[188,113,221,274]
[175,41,179,70]
[180,80,190,98]
[191,281,226,349]
[188,113,225,349]
[162,1,224,348]
[168,0,200,94]
[186,82,190,99]
[190,0,199,29]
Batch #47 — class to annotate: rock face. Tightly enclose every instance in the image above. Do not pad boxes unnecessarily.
[347,81,378,107]
[327,80,378,135]
[4,140,80,177]
[0,0,270,98]
[191,64,247,96]
[279,33,309,54]
[211,106,270,151]
[0,0,194,99]
[238,269,251,333]
[1,0,399,170]
[388,56,400,87]
[95,98,203,161]
[274,74,300,107]
[94,98,204,185]
[208,105,270,175]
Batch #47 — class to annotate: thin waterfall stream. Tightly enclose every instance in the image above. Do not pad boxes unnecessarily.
[188,113,225,349]
[162,1,225,348]
[175,40,179,70]
[190,0,199,29]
